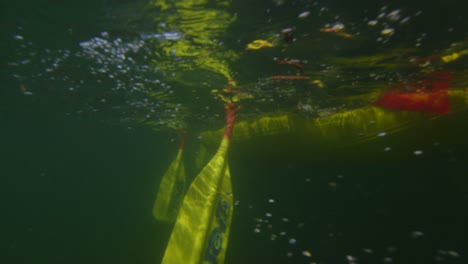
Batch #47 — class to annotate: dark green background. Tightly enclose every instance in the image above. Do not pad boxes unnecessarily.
[1,0,467,263]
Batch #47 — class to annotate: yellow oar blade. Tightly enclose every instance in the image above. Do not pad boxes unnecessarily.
[205,164,233,263]
[153,148,186,222]
[161,138,233,264]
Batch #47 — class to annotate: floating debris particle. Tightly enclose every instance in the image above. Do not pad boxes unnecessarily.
[268,198,275,203]
[411,230,424,238]
[384,147,392,152]
[363,248,373,254]
[281,27,294,34]
[282,218,289,222]
[265,212,273,218]
[298,11,311,19]
[381,28,395,36]
[20,84,33,95]
[346,255,358,263]
[289,238,297,245]
[386,9,401,22]
[311,79,325,88]
[447,250,460,258]
[368,20,378,26]
[331,23,345,31]
[302,250,312,257]
[377,132,387,137]
[400,16,411,24]
[281,27,295,43]
[246,39,274,50]
[413,150,424,155]
[254,228,261,233]
[439,250,461,258]
[382,257,393,263]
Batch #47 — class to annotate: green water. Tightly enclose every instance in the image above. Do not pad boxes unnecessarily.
[1,0,468,263]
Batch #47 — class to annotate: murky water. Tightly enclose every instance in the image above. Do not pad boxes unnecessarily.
[1,0,467,263]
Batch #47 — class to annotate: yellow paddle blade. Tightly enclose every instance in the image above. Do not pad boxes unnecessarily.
[153,149,186,222]
[161,138,233,264]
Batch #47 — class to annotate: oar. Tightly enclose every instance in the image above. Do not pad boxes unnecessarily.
[161,102,239,264]
[153,132,188,222]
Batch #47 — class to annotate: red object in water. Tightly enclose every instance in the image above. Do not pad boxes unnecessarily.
[224,102,240,140]
[373,72,452,115]
[179,131,188,150]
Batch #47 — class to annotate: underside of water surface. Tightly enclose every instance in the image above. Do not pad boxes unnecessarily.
[1,0,468,263]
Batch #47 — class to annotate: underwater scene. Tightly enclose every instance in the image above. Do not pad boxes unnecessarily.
[1,0,468,263]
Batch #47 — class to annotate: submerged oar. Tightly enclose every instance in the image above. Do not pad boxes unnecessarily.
[161,102,239,264]
[153,133,187,222]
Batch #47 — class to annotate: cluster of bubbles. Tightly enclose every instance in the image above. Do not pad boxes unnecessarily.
[272,2,411,40]
[248,198,313,261]
[248,78,298,107]
[238,181,462,264]
[235,1,443,120]
[362,7,414,44]
[297,3,420,45]
[8,29,187,130]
